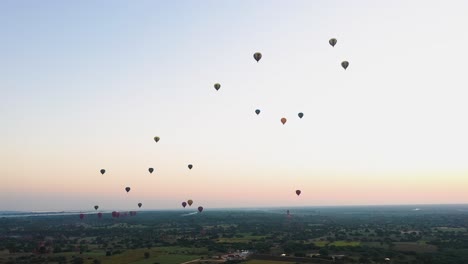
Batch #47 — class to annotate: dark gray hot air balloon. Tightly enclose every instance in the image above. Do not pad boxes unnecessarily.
[138,203,142,208]
[148,168,154,174]
[298,112,304,119]
[188,164,193,170]
[154,136,160,143]
[341,61,349,70]
[329,38,337,47]
[100,169,105,175]
[214,83,221,91]
[125,187,131,193]
[94,205,99,210]
[253,52,262,62]
[255,109,261,115]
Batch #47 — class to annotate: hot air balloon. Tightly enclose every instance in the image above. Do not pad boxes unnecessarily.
[97,212,103,219]
[329,38,337,47]
[148,168,154,173]
[79,213,85,220]
[125,187,131,193]
[255,109,261,115]
[100,169,105,175]
[253,52,262,62]
[198,206,204,213]
[298,112,304,119]
[138,203,142,208]
[281,118,287,125]
[182,202,187,208]
[94,205,99,210]
[188,164,193,170]
[296,190,301,196]
[214,83,221,91]
[341,61,349,70]
[154,136,160,143]
[187,200,193,206]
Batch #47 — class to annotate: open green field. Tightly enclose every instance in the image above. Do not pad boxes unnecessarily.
[434,227,467,232]
[46,246,208,264]
[329,241,361,247]
[393,242,438,253]
[217,233,267,243]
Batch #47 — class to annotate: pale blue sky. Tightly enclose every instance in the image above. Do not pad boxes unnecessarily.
[2,1,468,211]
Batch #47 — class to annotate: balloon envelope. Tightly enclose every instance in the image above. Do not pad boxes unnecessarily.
[253,52,262,62]
[198,206,204,213]
[125,187,131,193]
[255,109,260,115]
[148,168,154,173]
[281,118,287,125]
[298,112,304,119]
[188,164,193,170]
[187,200,193,206]
[329,38,337,47]
[154,136,160,143]
[182,202,187,208]
[100,169,105,175]
[341,61,349,70]
[138,203,142,208]
[214,83,221,91]
[296,190,301,196]
[94,205,99,210]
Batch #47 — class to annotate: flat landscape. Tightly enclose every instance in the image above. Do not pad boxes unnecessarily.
[1,205,468,263]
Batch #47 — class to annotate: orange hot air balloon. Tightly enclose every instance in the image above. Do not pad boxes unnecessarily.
[187,200,193,206]
[281,118,287,125]
[296,190,301,196]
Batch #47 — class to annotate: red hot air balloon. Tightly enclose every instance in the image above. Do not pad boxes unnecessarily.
[182,202,187,208]
[79,213,85,220]
[281,118,287,125]
[296,190,301,196]
[198,206,204,213]
[97,212,103,219]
